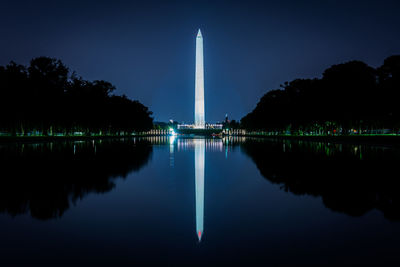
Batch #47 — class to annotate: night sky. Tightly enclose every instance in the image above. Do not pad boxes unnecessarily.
[1,0,399,122]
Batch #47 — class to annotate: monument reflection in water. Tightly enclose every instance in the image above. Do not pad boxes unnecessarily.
[194,139,205,241]
[172,137,223,242]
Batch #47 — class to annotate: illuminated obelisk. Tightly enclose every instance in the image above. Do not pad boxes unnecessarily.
[194,29,205,128]
[195,139,205,241]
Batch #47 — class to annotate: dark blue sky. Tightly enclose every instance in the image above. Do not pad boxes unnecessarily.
[1,0,399,122]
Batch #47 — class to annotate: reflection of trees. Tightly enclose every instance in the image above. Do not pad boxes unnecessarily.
[0,139,152,220]
[241,139,400,221]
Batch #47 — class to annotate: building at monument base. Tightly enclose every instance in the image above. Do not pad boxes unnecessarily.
[177,123,223,130]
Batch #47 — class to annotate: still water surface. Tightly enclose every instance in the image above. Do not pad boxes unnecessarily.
[0,137,400,265]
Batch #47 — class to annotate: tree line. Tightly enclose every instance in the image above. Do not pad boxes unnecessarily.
[241,55,400,135]
[0,57,153,136]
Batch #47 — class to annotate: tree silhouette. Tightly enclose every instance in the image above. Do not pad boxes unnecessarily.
[241,56,400,135]
[0,57,153,136]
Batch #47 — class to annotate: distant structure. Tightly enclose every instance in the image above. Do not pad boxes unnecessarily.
[225,114,229,124]
[177,123,222,130]
[194,29,205,128]
[177,29,222,131]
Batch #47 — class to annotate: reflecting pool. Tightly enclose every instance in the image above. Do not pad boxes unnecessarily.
[0,137,400,265]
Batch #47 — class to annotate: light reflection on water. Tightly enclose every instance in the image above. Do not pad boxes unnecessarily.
[194,139,205,241]
[0,137,400,265]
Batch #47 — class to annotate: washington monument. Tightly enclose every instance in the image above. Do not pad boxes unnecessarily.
[195,29,205,128]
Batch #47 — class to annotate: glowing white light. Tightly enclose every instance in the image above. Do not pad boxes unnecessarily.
[169,128,177,136]
[169,135,176,144]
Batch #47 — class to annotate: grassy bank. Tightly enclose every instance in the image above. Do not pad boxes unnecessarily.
[0,134,158,144]
[241,134,400,146]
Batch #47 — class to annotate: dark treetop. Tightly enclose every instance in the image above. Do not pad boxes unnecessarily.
[241,55,400,134]
[0,57,153,136]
